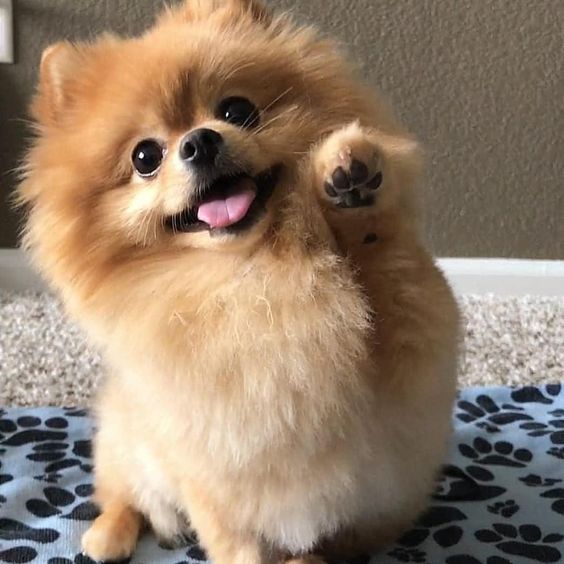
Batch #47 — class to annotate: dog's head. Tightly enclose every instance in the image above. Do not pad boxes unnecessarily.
[20,0,380,269]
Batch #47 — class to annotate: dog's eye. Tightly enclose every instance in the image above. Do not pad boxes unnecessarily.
[216,97,260,129]
[132,140,164,177]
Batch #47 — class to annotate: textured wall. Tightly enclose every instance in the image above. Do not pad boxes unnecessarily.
[0,0,562,257]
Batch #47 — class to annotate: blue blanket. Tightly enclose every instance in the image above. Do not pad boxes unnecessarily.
[1,385,563,564]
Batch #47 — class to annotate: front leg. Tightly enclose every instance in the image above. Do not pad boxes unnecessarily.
[182,483,277,564]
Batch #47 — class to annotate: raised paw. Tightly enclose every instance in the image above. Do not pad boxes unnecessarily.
[315,123,383,209]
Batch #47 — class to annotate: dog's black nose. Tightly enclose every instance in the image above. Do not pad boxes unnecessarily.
[179,128,223,166]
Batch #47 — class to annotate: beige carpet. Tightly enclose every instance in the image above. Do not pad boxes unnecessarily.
[1,291,562,407]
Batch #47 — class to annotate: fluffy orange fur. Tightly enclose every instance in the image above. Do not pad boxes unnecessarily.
[18,1,460,562]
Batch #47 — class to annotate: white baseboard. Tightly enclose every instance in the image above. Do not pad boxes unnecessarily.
[1,249,563,297]
[438,258,564,297]
[0,249,45,291]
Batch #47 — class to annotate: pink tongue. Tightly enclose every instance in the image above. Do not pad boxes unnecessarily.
[197,179,257,229]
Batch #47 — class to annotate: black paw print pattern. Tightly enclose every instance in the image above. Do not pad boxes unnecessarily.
[511,385,562,406]
[431,386,563,562]
[547,446,564,460]
[457,395,532,433]
[446,557,513,564]
[514,474,564,517]
[520,419,564,445]
[396,505,467,551]
[458,438,533,468]
[47,555,97,564]
[519,474,562,488]
[0,547,39,564]
[487,500,519,518]
[2,386,564,563]
[0,518,59,544]
[1,416,67,448]
[476,524,563,562]
[540,488,564,516]
[435,464,506,502]
[0,413,93,484]
[26,484,98,521]
[0,408,97,564]
[0,458,13,487]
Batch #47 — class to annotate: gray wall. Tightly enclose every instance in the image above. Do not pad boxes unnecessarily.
[1,0,562,258]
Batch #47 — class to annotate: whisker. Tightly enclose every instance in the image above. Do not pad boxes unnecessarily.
[242,86,294,130]
[261,86,294,115]
[143,210,154,248]
[253,104,299,136]
[136,209,151,248]
[141,210,149,246]
[254,111,292,135]
[154,211,159,243]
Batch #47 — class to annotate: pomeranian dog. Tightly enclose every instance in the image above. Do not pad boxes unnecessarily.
[18,0,459,562]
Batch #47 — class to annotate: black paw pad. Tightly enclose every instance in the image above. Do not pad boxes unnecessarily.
[350,159,369,185]
[331,166,350,191]
[324,181,338,198]
[366,171,383,191]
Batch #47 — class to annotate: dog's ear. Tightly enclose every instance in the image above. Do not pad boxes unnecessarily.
[33,42,84,126]
[171,0,271,26]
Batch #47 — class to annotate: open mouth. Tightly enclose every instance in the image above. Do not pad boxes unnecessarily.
[165,165,282,234]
